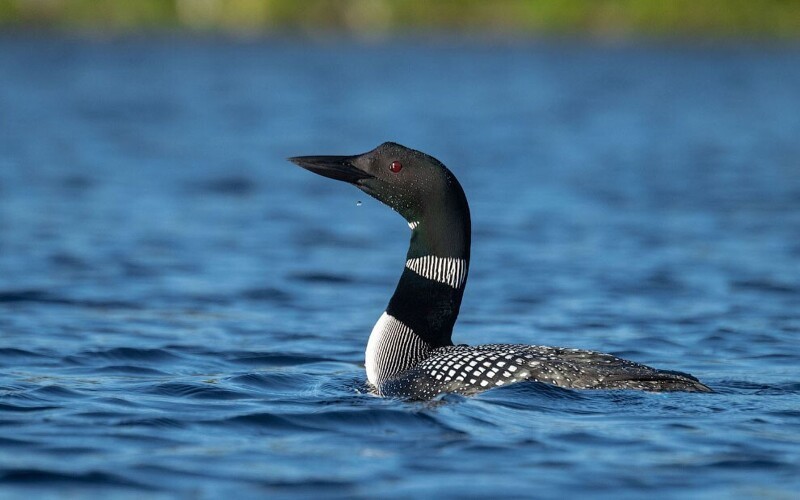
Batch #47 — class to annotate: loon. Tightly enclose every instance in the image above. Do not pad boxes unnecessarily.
[289,142,711,399]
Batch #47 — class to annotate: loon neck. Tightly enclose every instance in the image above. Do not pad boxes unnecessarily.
[366,209,471,387]
[365,168,471,387]
[386,193,471,348]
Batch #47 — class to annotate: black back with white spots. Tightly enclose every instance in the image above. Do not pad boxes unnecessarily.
[379,344,710,400]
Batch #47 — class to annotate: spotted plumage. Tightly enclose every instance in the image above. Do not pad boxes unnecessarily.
[289,142,712,400]
[379,344,708,399]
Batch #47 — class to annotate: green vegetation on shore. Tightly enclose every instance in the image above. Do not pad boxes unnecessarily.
[2,0,800,38]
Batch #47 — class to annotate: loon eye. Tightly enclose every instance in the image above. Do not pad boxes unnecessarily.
[389,161,403,173]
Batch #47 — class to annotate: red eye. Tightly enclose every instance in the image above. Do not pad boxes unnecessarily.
[389,161,403,173]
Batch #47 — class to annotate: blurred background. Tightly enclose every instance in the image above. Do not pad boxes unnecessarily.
[1,1,799,498]
[2,0,800,37]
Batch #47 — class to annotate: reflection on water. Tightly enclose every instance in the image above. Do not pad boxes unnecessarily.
[1,36,799,497]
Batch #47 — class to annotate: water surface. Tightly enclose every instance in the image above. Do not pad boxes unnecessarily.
[1,36,799,498]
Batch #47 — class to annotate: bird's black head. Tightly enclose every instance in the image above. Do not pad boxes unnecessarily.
[291,142,472,344]
[289,142,464,225]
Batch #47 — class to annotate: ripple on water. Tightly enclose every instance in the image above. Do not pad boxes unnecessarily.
[228,372,312,392]
[224,351,335,368]
[0,469,153,491]
[0,348,50,360]
[146,381,248,401]
[0,402,60,413]
[93,365,169,376]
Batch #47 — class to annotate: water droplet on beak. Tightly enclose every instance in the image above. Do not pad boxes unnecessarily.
[356,200,362,207]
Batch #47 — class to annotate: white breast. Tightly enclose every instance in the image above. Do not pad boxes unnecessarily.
[365,311,429,387]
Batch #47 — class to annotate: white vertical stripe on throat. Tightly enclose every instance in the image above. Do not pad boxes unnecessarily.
[405,255,467,289]
[365,311,427,387]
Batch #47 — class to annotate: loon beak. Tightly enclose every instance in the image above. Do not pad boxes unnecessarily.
[288,155,374,185]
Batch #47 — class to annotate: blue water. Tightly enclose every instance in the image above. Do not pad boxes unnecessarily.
[1,35,799,498]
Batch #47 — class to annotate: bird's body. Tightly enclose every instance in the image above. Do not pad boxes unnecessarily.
[290,142,711,400]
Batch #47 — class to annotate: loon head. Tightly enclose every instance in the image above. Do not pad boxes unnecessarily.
[290,142,471,351]
[289,142,469,237]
